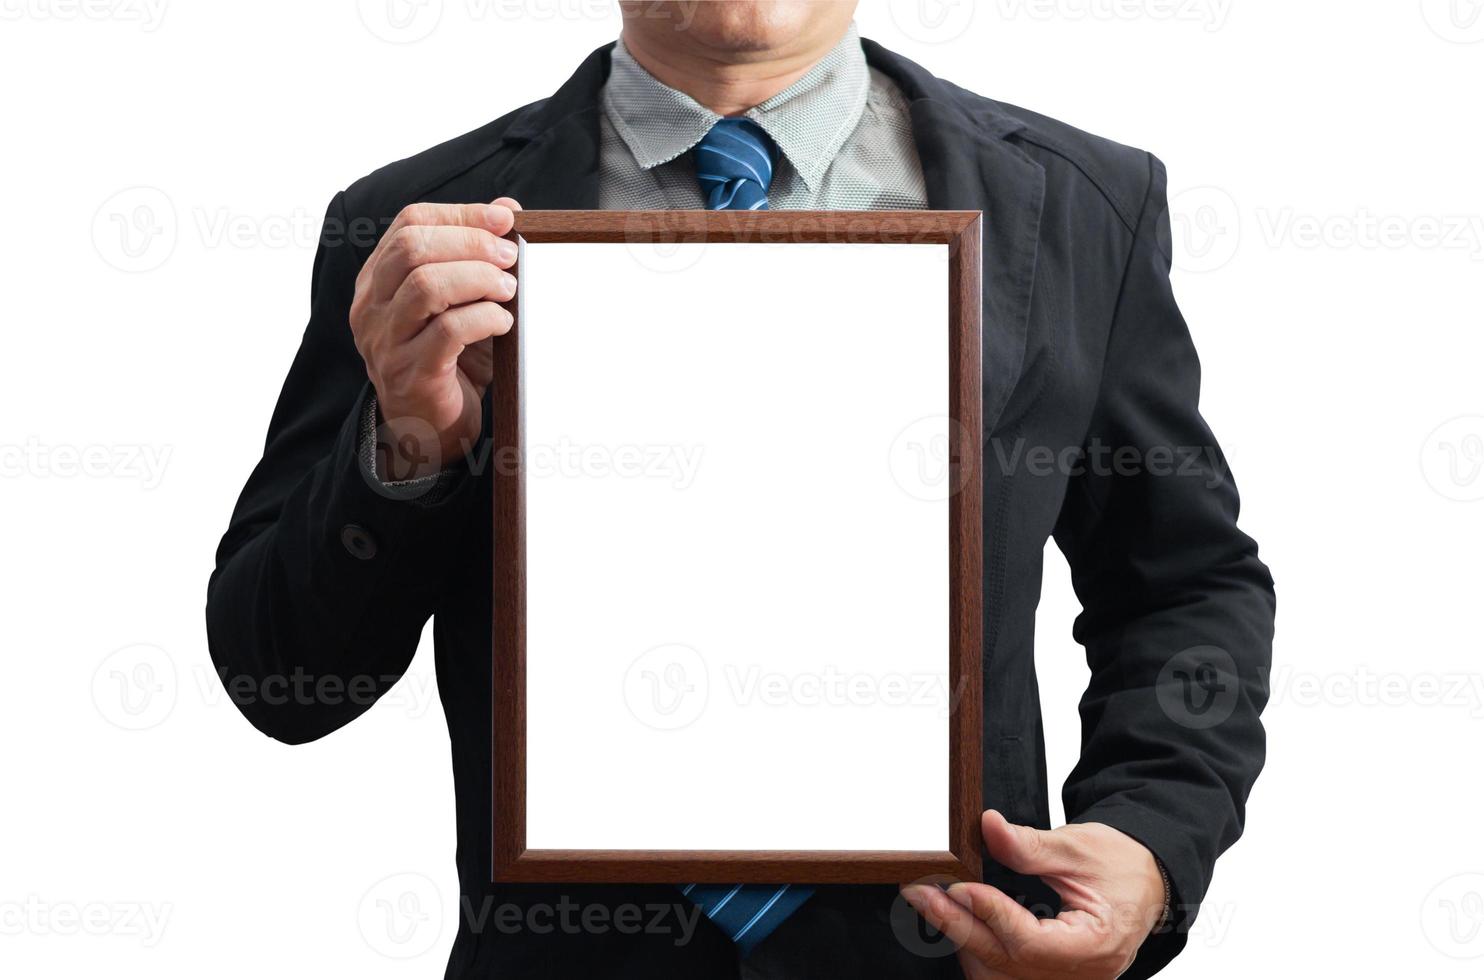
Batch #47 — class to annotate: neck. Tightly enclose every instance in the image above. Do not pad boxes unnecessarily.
[620,32,840,117]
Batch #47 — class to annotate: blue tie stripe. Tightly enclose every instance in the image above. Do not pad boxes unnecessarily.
[683,882,815,957]
[694,118,778,211]
[683,116,806,954]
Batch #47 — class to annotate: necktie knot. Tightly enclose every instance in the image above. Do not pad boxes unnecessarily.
[694,118,778,211]
[683,118,802,957]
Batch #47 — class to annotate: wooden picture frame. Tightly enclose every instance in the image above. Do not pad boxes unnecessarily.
[491,210,983,884]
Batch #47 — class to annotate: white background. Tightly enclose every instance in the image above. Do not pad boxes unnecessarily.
[1,1,1481,977]
[522,243,950,851]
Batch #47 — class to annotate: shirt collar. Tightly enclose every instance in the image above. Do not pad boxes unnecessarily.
[603,23,869,193]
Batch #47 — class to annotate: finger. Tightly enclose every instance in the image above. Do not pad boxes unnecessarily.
[412,302,513,369]
[384,201,516,241]
[981,810,1080,878]
[947,882,1114,969]
[363,202,516,281]
[389,261,518,333]
[370,225,518,301]
[944,883,1043,958]
[492,197,523,254]
[899,885,1012,971]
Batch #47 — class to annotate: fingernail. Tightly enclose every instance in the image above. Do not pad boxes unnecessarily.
[945,885,974,909]
[502,272,518,293]
[901,885,932,912]
[496,239,517,263]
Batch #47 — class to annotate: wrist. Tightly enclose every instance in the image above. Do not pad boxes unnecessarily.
[375,407,458,482]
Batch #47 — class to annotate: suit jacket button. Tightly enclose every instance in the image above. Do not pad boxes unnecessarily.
[340,524,378,561]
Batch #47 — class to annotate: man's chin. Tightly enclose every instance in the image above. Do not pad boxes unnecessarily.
[687,26,802,57]
[683,5,815,55]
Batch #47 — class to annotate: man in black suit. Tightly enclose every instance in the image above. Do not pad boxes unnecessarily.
[208,3,1274,977]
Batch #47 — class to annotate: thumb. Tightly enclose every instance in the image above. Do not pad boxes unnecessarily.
[493,197,523,212]
[981,810,1077,878]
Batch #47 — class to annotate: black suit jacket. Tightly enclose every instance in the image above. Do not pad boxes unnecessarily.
[208,39,1274,980]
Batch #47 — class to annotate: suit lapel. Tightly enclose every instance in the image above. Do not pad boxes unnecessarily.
[493,40,1044,436]
[490,45,612,210]
[865,41,1045,436]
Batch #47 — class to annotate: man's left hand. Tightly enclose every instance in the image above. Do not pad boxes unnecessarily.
[901,810,1165,979]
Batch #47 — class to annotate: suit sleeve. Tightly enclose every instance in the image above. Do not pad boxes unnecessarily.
[1051,155,1275,977]
[206,192,476,744]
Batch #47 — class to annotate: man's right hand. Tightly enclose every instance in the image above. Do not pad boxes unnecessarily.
[349,198,522,481]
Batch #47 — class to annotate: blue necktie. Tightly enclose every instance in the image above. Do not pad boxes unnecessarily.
[682,882,815,958]
[684,118,810,956]
[694,118,778,211]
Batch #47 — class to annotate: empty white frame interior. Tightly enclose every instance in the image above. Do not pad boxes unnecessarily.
[522,240,951,851]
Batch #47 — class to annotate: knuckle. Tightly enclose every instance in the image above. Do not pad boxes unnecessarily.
[399,203,431,227]
[391,227,427,267]
[407,264,440,300]
[432,312,461,346]
[361,342,385,379]
[452,204,482,230]
[466,228,498,263]
[485,231,511,266]
[461,303,494,336]
[349,319,369,356]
